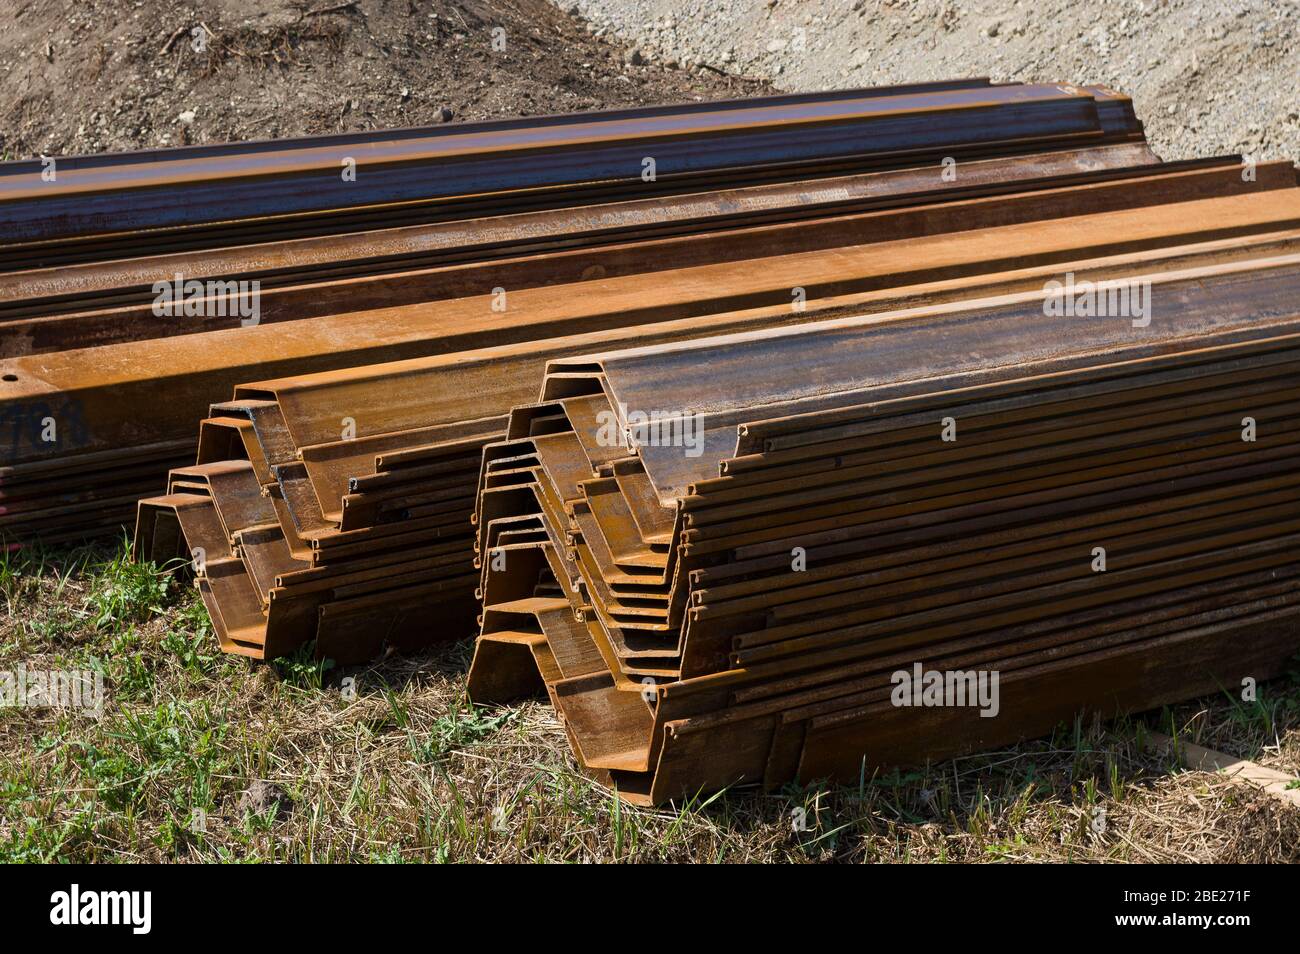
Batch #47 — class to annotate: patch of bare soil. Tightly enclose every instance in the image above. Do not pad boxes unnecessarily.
[0,0,771,160]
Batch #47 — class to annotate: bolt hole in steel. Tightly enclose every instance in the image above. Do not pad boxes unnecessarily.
[1,374,17,382]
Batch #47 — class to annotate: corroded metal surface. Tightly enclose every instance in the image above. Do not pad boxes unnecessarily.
[0,81,1139,253]
[0,82,1166,545]
[465,258,1300,803]
[130,230,1300,659]
[9,84,1300,802]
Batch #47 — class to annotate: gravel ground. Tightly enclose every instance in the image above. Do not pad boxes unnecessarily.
[556,0,1299,162]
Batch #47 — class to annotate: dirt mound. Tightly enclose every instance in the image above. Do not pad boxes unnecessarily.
[0,0,769,160]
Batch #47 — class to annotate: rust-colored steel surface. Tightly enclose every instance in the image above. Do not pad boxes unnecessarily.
[0,80,1140,258]
[7,82,1298,803]
[464,260,1300,802]
[131,225,1300,661]
[2,80,1172,547]
[9,143,1198,351]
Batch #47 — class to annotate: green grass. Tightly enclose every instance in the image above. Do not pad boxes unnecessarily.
[2,539,1298,863]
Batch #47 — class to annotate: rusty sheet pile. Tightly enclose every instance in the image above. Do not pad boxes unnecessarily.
[5,80,1160,544]
[5,81,1299,804]
[465,262,1300,803]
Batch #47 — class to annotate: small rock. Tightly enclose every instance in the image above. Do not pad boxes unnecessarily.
[435,106,454,122]
[624,48,643,66]
[985,20,1002,38]
[238,780,292,821]
[177,109,196,125]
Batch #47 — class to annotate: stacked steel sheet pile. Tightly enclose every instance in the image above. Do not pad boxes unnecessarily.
[466,252,1300,803]
[2,80,1177,545]
[131,167,1300,663]
[10,76,1293,792]
[123,80,1300,668]
[63,79,1290,796]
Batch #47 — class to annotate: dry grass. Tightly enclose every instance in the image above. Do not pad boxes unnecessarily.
[2,539,1298,863]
